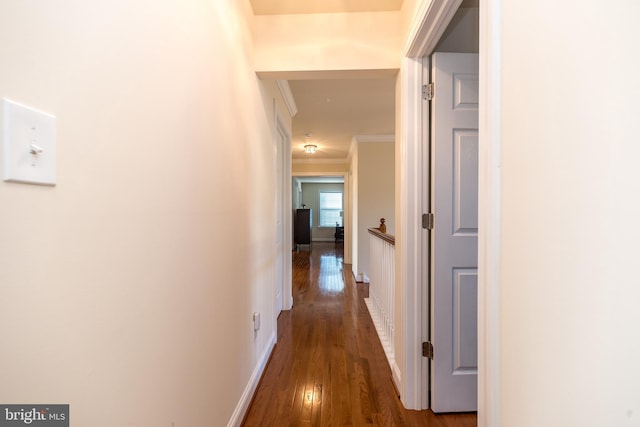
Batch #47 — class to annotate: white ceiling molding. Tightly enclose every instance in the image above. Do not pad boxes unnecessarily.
[292,157,350,165]
[293,176,345,184]
[276,80,298,117]
[349,134,395,161]
[258,69,398,80]
[353,134,395,143]
[404,0,463,57]
[349,134,395,160]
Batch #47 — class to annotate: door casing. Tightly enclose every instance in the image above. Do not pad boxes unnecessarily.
[399,1,502,424]
[276,112,293,312]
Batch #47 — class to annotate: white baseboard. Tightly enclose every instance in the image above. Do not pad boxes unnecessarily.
[391,361,402,398]
[354,273,370,283]
[227,331,276,427]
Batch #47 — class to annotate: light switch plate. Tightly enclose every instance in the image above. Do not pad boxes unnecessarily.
[253,312,260,331]
[2,98,56,186]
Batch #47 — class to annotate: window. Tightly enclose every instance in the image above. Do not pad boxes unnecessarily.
[319,192,343,227]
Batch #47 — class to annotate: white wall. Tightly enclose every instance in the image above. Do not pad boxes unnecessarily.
[491,1,640,426]
[0,1,289,425]
[292,160,350,174]
[253,12,401,74]
[352,139,395,282]
[359,142,396,236]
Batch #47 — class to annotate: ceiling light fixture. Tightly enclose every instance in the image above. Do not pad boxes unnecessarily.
[304,144,317,154]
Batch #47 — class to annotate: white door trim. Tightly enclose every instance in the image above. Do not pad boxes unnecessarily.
[399,0,502,415]
[276,112,293,311]
[291,172,350,264]
[275,80,296,312]
[399,0,464,410]
[404,0,463,57]
[396,55,427,410]
[477,1,502,425]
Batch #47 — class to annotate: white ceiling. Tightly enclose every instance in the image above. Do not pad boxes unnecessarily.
[288,78,396,160]
[250,0,404,16]
[250,0,400,162]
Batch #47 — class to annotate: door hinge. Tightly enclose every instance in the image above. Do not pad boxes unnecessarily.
[422,341,434,359]
[423,83,434,101]
[422,213,434,230]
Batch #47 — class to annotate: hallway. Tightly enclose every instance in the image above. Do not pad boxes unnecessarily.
[242,242,477,426]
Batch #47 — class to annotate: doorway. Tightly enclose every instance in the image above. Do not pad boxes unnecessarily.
[291,174,349,259]
[398,0,482,412]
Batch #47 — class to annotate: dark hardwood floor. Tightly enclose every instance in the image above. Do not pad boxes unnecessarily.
[242,242,477,427]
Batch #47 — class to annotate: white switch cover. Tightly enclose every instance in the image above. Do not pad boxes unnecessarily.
[2,98,56,186]
[253,312,260,331]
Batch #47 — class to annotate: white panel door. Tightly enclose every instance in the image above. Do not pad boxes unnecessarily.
[430,52,479,413]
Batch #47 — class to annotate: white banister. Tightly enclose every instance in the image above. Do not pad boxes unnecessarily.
[365,228,397,383]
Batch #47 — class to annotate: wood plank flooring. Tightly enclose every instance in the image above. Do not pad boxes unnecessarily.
[242,242,477,427]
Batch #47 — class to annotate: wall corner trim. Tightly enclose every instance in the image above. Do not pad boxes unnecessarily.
[276,80,298,117]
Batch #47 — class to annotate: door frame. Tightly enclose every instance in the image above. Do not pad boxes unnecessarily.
[399,0,502,423]
[291,172,351,265]
[275,111,293,312]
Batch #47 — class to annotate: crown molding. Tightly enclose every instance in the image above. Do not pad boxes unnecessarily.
[353,134,395,143]
[292,157,350,165]
[349,134,395,161]
[276,80,298,117]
